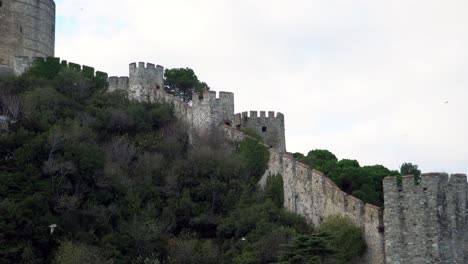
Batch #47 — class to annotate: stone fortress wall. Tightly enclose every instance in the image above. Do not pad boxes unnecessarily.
[383,174,468,264]
[0,0,55,69]
[110,61,468,264]
[1,2,465,262]
[109,62,385,264]
[1,45,466,263]
[224,126,385,264]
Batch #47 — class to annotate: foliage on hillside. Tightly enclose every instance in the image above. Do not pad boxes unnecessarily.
[0,63,365,263]
[279,215,366,264]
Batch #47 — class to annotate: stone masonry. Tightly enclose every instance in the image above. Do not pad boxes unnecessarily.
[233,111,286,152]
[383,174,468,264]
[0,0,55,70]
[2,2,464,261]
[108,61,467,264]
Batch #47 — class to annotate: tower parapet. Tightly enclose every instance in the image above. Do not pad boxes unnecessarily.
[192,90,234,137]
[128,62,164,102]
[383,173,468,264]
[233,110,286,152]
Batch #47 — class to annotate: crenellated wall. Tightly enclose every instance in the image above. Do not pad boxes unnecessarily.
[222,125,385,264]
[108,61,467,264]
[108,76,129,92]
[233,110,286,152]
[108,62,234,138]
[383,173,468,264]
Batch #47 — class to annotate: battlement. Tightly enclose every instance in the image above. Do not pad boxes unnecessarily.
[234,111,284,123]
[383,172,467,264]
[11,56,108,79]
[194,90,234,102]
[233,110,286,152]
[383,173,467,193]
[108,76,130,92]
[127,62,164,101]
[130,62,164,70]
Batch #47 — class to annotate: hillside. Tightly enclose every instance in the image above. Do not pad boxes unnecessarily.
[0,61,365,264]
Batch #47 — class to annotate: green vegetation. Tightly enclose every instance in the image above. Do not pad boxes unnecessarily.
[293,150,405,206]
[279,215,366,264]
[0,62,365,263]
[164,67,209,102]
[399,162,421,185]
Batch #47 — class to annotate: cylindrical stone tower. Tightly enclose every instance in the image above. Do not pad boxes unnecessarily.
[0,0,55,68]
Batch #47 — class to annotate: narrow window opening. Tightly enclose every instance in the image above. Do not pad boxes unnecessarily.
[0,1,3,8]
[20,26,23,34]
[378,226,385,233]
[262,126,267,132]
[235,124,241,129]
[224,122,231,126]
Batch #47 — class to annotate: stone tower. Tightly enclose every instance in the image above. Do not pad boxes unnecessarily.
[128,62,164,102]
[233,111,286,152]
[192,90,234,138]
[0,0,56,73]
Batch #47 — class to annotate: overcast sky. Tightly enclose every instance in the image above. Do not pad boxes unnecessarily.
[55,0,467,173]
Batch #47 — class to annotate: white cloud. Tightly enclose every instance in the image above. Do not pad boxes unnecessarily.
[55,0,468,173]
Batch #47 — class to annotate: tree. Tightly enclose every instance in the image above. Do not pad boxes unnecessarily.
[280,233,336,264]
[164,68,209,102]
[318,215,366,264]
[400,162,421,184]
[53,240,111,264]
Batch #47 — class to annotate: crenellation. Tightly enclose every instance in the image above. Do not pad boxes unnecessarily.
[233,109,286,152]
[401,175,419,191]
[449,173,467,184]
[384,173,467,264]
[103,60,466,264]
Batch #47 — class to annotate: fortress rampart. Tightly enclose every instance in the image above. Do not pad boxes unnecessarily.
[107,61,468,264]
[223,124,384,264]
[6,52,464,263]
[383,173,468,264]
[109,63,235,140]
[0,0,464,260]
[9,56,108,80]
[0,0,55,69]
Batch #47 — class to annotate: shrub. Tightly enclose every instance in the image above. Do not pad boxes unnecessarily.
[238,137,269,181]
[318,215,366,263]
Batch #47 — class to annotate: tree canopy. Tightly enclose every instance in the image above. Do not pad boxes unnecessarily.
[293,149,400,206]
[164,68,209,102]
